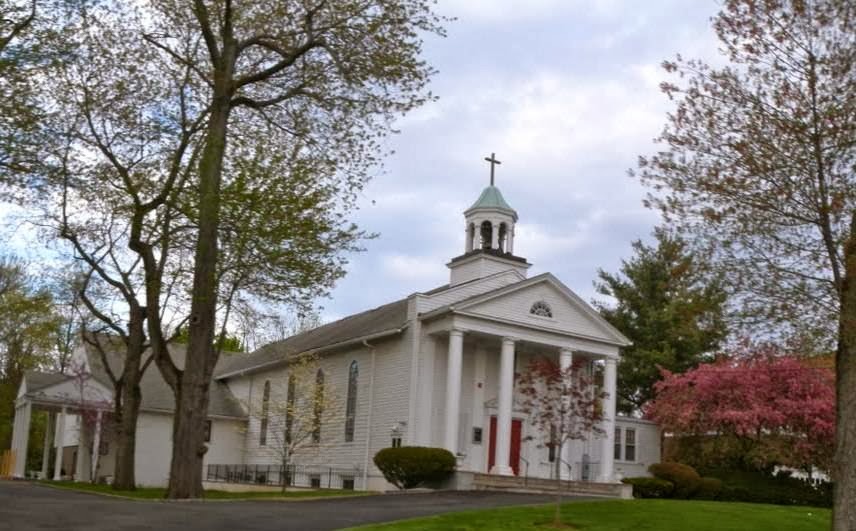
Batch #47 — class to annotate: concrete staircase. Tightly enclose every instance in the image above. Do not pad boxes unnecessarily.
[471,473,632,499]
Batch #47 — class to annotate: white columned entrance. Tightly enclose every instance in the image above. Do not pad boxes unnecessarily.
[491,337,515,475]
[559,348,573,480]
[600,357,617,482]
[445,329,464,454]
[53,407,66,480]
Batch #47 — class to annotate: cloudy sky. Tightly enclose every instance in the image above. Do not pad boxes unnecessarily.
[0,0,725,325]
[321,0,723,321]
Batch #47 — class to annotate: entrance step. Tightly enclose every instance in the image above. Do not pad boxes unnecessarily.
[471,473,632,499]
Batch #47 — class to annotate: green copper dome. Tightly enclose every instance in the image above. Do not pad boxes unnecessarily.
[467,185,516,214]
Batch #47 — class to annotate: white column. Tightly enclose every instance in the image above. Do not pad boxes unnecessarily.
[600,358,617,482]
[508,227,515,255]
[90,411,102,482]
[444,329,464,454]
[41,412,53,479]
[491,337,515,475]
[75,414,91,482]
[559,348,573,480]
[490,221,499,249]
[53,408,66,480]
[12,402,31,478]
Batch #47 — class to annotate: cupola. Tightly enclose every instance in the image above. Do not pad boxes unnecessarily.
[448,153,530,285]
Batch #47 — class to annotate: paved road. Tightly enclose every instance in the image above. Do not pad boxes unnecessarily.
[0,481,563,531]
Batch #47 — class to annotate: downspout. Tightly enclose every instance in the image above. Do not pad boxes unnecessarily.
[361,340,377,490]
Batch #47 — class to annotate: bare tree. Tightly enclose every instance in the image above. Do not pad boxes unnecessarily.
[517,357,605,527]
[242,353,340,492]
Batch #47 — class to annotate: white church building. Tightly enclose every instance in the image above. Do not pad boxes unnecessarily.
[9,175,660,492]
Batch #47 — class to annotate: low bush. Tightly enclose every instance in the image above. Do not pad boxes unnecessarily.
[649,462,702,499]
[694,477,723,500]
[373,446,456,490]
[621,477,674,499]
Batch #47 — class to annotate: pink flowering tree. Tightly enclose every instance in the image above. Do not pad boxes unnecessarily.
[646,342,835,473]
[517,357,605,526]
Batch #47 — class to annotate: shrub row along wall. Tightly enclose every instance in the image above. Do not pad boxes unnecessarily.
[622,462,832,507]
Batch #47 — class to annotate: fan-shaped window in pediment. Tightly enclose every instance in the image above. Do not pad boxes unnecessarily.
[530,300,553,318]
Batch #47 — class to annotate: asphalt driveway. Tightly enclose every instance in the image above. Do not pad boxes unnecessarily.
[0,481,560,531]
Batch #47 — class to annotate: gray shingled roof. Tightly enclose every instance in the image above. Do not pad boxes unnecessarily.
[215,298,410,378]
[24,371,72,392]
[82,338,246,418]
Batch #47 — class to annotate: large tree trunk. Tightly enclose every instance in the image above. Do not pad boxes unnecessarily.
[165,67,233,498]
[112,381,141,490]
[111,307,147,490]
[833,212,856,531]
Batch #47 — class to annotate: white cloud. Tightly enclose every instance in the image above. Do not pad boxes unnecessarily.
[440,0,621,23]
[381,253,449,283]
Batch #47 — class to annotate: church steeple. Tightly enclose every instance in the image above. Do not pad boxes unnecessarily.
[447,154,530,286]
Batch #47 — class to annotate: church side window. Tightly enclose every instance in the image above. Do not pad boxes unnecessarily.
[344,361,359,442]
[312,369,325,443]
[260,380,271,446]
[284,374,295,444]
[625,428,636,462]
[530,300,553,318]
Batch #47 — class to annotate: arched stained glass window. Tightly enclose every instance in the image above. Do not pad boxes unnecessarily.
[284,374,295,444]
[344,361,359,442]
[312,369,325,443]
[260,380,271,446]
[530,300,553,318]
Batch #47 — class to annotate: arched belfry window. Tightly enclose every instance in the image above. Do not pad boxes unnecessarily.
[312,369,325,443]
[480,221,493,249]
[498,223,508,252]
[530,301,553,318]
[260,380,271,446]
[344,361,359,442]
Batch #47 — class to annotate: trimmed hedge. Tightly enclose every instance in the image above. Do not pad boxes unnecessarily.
[632,463,831,507]
[373,446,456,490]
[622,477,675,499]
[710,469,832,507]
[695,477,723,500]
[649,462,702,499]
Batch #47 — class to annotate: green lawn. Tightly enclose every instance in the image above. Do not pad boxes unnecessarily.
[347,499,830,531]
[39,480,368,500]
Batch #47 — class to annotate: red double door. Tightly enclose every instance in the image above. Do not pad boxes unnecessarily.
[487,416,522,475]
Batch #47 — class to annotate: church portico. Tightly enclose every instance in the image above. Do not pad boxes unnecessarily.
[421,315,620,481]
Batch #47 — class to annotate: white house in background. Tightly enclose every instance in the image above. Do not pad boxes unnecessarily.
[9,174,660,490]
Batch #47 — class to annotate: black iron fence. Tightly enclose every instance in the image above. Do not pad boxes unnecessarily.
[206,463,362,490]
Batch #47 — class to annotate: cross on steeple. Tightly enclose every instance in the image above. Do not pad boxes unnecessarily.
[484,152,502,186]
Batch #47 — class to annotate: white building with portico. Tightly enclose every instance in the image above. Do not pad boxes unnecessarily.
[9,171,659,491]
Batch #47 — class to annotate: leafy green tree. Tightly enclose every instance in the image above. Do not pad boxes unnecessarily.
[0,257,60,450]
[136,0,445,498]
[633,1,856,525]
[1,0,444,499]
[595,229,728,414]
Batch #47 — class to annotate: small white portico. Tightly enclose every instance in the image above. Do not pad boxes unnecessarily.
[10,371,112,481]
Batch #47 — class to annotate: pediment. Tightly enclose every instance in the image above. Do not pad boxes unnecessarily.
[23,375,113,408]
[456,274,630,346]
